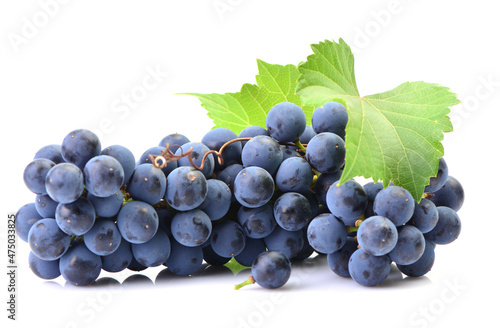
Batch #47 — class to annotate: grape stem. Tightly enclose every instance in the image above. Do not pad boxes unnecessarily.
[150,136,310,172]
[234,276,255,290]
[294,139,307,153]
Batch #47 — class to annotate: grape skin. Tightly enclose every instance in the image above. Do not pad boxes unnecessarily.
[306,132,345,174]
[23,158,55,195]
[171,209,212,247]
[233,167,275,208]
[311,101,348,139]
[55,197,96,236]
[84,219,122,256]
[357,216,398,256]
[210,220,246,258]
[59,242,102,286]
[28,218,71,261]
[241,135,283,175]
[116,201,159,244]
[273,192,312,232]
[348,249,391,287]
[15,203,43,242]
[45,163,84,204]
[251,251,291,289]
[266,102,306,143]
[165,166,208,211]
[61,129,101,171]
[326,179,368,226]
[127,163,166,205]
[373,186,415,226]
[307,213,347,254]
[84,155,125,198]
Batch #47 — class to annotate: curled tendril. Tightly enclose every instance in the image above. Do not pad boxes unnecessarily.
[149,137,307,171]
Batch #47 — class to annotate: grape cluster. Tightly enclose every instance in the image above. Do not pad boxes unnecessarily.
[17,101,464,288]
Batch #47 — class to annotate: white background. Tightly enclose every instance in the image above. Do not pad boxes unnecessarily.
[1,1,498,327]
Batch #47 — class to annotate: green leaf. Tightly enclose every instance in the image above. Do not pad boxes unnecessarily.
[297,39,460,200]
[181,59,315,134]
[224,257,250,276]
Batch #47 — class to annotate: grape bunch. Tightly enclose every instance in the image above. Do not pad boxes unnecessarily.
[17,101,464,288]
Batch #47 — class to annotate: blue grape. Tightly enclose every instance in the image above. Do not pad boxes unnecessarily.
[59,242,102,286]
[127,256,148,272]
[264,226,304,259]
[55,198,96,236]
[175,142,215,178]
[210,220,246,258]
[424,206,461,245]
[408,198,439,233]
[397,239,435,277]
[235,238,267,267]
[251,251,291,289]
[101,145,136,186]
[15,203,43,242]
[137,146,177,178]
[165,240,203,276]
[241,135,283,175]
[35,194,58,218]
[127,163,166,205]
[327,237,358,278]
[157,207,175,236]
[61,129,101,170]
[425,157,449,193]
[311,101,348,139]
[291,237,315,261]
[116,201,159,244]
[313,171,342,205]
[233,167,275,208]
[281,145,302,160]
[45,163,84,204]
[238,126,269,147]
[34,144,64,164]
[388,225,425,265]
[357,216,398,256]
[430,176,464,211]
[23,158,55,194]
[326,179,368,226]
[131,229,171,267]
[300,125,317,144]
[202,128,242,170]
[84,155,125,198]
[373,186,415,226]
[275,157,313,193]
[87,191,123,218]
[348,249,391,287]
[165,166,208,211]
[28,251,60,280]
[28,218,71,261]
[101,239,133,273]
[363,181,383,218]
[237,204,276,239]
[306,132,345,174]
[198,179,232,221]
[273,192,312,231]
[159,133,190,153]
[202,244,231,266]
[307,213,347,254]
[171,209,212,247]
[84,219,122,256]
[217,163,244,201]
[266,102,306,143]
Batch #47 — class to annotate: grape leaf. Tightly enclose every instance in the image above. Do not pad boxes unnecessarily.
[182,59,314,134]
[297,39,460,200]
[224,257,250,276]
